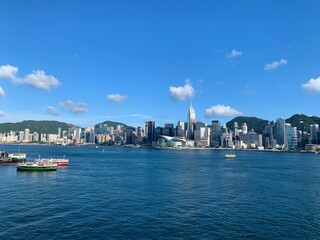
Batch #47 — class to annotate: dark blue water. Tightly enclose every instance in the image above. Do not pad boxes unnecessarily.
[1,145,320,239]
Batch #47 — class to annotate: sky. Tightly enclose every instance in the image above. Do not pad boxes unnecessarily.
[0,0,320,128]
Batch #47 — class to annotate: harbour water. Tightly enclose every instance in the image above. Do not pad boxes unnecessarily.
[1,145,320,239]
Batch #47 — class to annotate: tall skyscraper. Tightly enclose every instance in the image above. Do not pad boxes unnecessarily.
[24,128,30,142]
[176,121,186,138]
[187,104,196,139]
[146,121,155,145]
[211,120,221,147]
[310,124,319,144]
[275,118,286,146]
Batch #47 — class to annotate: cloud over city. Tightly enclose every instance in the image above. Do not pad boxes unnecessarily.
[169,79,195,101]
[59,100,89,114]
[106,93,128,103]
[302,77,320,92]
[45,106,59,116]
[205,104,242,118]
[226,49,242,58]
[264,59,288,71]
[0,64,61,90]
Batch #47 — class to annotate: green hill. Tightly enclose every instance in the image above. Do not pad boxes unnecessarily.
[0,120,75,134]
[226,116,270,134]
[99,120,135,130]
[286,114,320,133]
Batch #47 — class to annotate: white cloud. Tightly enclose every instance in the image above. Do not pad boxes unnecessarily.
[59,100,89,114]
[226,49,242,58]
[0,111,5,117]
[302,77,320,92]
[45,106,59,116]
[0,65,19,81]
[0,64,61,89]
[205,104,242,118]
[24,70,61,90]
[264,59,288,71]
[0,87,5,98]
[169,79,195,101]
[106,93,128,102]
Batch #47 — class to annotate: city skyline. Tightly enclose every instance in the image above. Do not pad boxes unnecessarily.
[0,1,320,128]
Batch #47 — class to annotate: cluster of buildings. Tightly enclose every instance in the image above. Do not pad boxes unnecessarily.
[0,105,320,151]
[138,106,314,151]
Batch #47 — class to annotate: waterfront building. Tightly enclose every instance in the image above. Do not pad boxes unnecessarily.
[158,135,186,148]
[154,126,163,141]
[58,127,62,138]
[285,123,298,150]
[18,131,24,142]
[310,124,319,144]
[33,132,39,142]
[146,121,155,145]
[275,118,286,146]
[242,133,263,148]
[24,128,30,142]
[210,120,221,147]
[176,121,186,138]
[264,123,275,149]
[194,124,211,147]
[187,104,196,140]
[164,123,174,137]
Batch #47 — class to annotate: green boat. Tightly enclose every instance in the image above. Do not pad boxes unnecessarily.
[17,162,57,171]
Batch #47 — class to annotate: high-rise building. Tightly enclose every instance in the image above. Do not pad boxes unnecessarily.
[58,127,62,138]
[241,123,248,135]
[176,121,186,138]
[275,118,286,146]
[310,124,319,144]
[146,121,155,145]
[187,105,196,139]
[164,123,174,137]
[264,123,275,148]
[211,120,221,147]
[285,123,298,150]
[24,128,30,142]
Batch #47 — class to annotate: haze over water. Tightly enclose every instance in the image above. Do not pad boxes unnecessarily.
[1,145,320,239]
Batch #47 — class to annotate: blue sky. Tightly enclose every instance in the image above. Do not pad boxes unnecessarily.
[0,0,320,128]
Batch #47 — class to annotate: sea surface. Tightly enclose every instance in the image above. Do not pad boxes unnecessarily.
[0,145,320,239]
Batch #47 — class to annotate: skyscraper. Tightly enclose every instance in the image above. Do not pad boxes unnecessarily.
[187,104,196,140]
[275,118,286,146]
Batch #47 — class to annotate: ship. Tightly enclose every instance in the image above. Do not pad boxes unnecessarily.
[36,155,69,167]
[17,161,57,171]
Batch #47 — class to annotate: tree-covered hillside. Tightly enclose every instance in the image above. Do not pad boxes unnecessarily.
[0,120,75,134]
[226,116,270,134]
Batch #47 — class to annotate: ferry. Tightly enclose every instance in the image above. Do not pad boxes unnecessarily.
[0,151,13,163]
[17,161,57,171]
[36,156,69,166]
[8,153,27,163]
[225,154,236,159]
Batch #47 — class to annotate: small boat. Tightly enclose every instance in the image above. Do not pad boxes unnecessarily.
[225,154,236,159]
[17,162,57,171]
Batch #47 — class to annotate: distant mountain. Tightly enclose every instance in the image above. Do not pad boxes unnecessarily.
[0,120,76,134]
[98,120,135,130]
[226,114,320,134]
[226,116,270,134]
[286,114,320,133]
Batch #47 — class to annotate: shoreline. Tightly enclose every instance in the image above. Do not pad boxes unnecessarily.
[0,143,318,154]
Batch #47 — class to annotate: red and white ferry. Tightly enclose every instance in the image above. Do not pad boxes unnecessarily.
[36,155,69,167]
